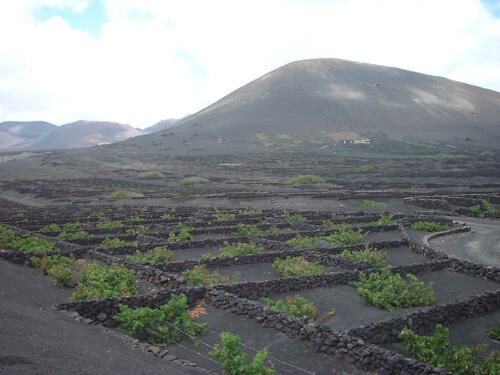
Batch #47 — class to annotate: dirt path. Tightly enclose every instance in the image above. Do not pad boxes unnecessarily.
[429,217,500,267]
[0,259,204,375]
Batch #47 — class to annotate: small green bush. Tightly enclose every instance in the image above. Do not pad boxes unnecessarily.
[47,264,73,285]
[365,214,395,226]
[410,221,449,232]
[127,215,143,222]
[58,231,91,240]
[400,324,500,375]
[350,266,436,311]
[100,237,128,248]
[232,224,280,237]
[70,263,137,301]
[286,234,318,249]
[359,200,387,208]
[482,199,500,216]
[210,332,275,375]
[489,327,500,340]
[285,175,324,185]
[261,295,318,319]
[470,205,483,217]
[281,212,307,223]
[126,225,150,235]
[62,222,82,232]
[114,294,206,345]
[106,191,144,199]
[160,213,176,220]
[30,254,76,272]
[214,208,236,221]
[0,226,55,253]
[272,256,324,277]
[321,227,366,246]
[331,213,345,220]
[238,209,263,216]
[180,176,209,185]
[96,221,123,229]
[203,241,265,259]
[168,224,193,242]
[183,265,236,286]
[339,246,388,268]
[127,246,173,264]
[354,165,375,173]
[40,223,61,233]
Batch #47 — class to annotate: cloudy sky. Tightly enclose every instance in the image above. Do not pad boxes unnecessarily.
[1,0,499,128]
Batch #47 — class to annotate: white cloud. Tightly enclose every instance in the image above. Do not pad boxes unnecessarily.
[0,0,499,128]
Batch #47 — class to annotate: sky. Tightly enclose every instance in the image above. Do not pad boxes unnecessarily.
[0,0,499,129]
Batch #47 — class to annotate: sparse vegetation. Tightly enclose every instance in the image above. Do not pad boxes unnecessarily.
[106,191,144,199]
[489,327,500,341]
[232,224,280,237]
[354,165,376,173]
[183,265,236,286]
[127,246,173,264]
[400,324,500,375]
[100,237,128,248]
[168,223,193,242]
[0,225,55,253]
[126,225,150,235]
[410,221,449,232]
[261,295,318,319]
[470,199,500,217]
[330,213,345,220]
[210,332,275,375]
[286,234,318,249]
[214,208,236,221]
[96,221,123,229]
[31,254,76,286]
[40,223,62,233]
[281,211,307,222]
[364,214,395,226]
[114,294,206,345]
[70,263,137,301]
[321,226,366,246]
[203,241,265,259]
[58,231,91,240]
[180,176,209,185]
[272,256,324,277]
[339,246,388,268]
[285,175,324,185]
[359,200,387,208]
[350,266,436,311]
[238,208,263,216]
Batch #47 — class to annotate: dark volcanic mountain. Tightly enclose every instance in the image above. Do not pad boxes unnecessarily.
[0,121,56,150]
[142,119,177,134]
[29,121,141,150]
[127,58,500,154]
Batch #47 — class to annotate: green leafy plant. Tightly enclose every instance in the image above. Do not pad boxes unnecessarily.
[47,264,73,285]
[180,176,209,185]
[285,175,324,185]
[261,295,318,319]
[96,221,123,229]
[31,254,76,285]
[410,221,449,232]
[330,213,345,220]
[106,191,144,199]
[482,199,500,215]
[127,215,144,222]
[168,223,194,242]
[281,211,307,223]
[359,200,387,208]
[470,205,483,218]
[232,224,280,237]
[400,324,500,375]
[238,209,263,216]
[350,266,436,311]
[214,208,236,221]
[62,222,82,232]
[40,223,61,233]
[126,225,150,235]
[322,221,350,230]
[0,226,55,253]
[58,231,91,240]
[183,265,236,286]
[100,237,128,248]
[272,256,324,277]
[160,213,176,220]
[203,241,265,259]
[365,214,395,226]
[489,327,500,340]
[114,294,206,345]
[209,332,275,375]
[70,263,137,301]
[127,246,173,264]
[339,245,388,268]
[286,234,318,249]
[321,226,366,246]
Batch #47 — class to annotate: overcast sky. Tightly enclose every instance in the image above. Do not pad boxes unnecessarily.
[1,0,499,128]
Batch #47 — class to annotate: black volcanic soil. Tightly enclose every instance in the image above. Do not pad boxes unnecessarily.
[0,259,202,375]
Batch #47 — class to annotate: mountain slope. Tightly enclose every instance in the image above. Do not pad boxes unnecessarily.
[142,119,177,134]
[0,121,56,150]
[30,121,141,150]
[127,58,500,155]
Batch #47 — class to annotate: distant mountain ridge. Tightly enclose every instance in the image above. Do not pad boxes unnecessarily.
[142,119,177,134]
[0,121,56,150]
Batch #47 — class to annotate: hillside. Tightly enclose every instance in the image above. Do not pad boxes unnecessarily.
[142,119,177,134]
[0,121,56,150]
[118,58,500,155]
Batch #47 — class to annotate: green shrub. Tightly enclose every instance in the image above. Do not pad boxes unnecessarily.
[489,327,500,340]
[281,211,307,223]
[40,223,61,233]
[70,263,137,301]
[126,225,150,235]
[331,213,345,220]
[0,226,55,253]
[96,221,123,229]
[359,200,386,208]
[354,165,375,173]
[127,246,173,264]
[127,215,143,222]
[47,264,73,285]
[62,222,82,232]
[210,332,275,375]
[482,199,500,215]
[339,246,388,268]
[285,175,324,185]
[30,254,76,272]
[160,213,176,220]
[321,226,366,246]
[322,220,350,230]
[106,191,144,199]
[470,205,483,217]
[58,231,91,240]
[238,209,263,216]
[114,294,206,345]
[286,234,318,249]
[168,223,193,242]
[183,265,236,286]
[100,237,128,248]
[272,256,324,277]
[400,324,500,375]
[410,221,449,232]
[350,266,436,311]
[180,176,209,185]
[232,224,280,237]
[203,241,265,259]
[364,214,395,226]
[214,208,236,221]
[261,295,318,319]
